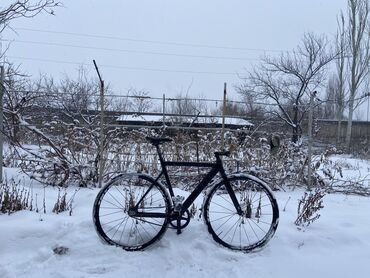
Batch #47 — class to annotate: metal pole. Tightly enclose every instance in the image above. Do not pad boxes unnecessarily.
[163,93,165,129]
[221,83,227,151]
[99,80,105,188]
[93,60,105,188]
[367,92,369,141]
[0,66,4,183]
[307,91,315,191]
[367,92,369,122]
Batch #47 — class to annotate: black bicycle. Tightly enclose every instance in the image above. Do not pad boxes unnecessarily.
[93,137,279,251]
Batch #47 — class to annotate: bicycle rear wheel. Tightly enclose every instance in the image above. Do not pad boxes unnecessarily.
[93,174,171,251]
[203,174,279,252]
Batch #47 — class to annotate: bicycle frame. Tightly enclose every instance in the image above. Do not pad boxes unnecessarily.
[131,144,243,218]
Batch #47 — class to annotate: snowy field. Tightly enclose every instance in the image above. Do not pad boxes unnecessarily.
[1,156,370,278]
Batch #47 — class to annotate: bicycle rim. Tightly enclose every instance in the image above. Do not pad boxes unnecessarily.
[204,175,279,251]
[93,174,170,251]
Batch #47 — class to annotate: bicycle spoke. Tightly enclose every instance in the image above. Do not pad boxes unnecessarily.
[127,219,135,246]
[218,193,234,207]
[214,214,235,235]
[222,217,240,241]
[99,206,123,210]
[114,185,128,200]
[249,218,269,233]
[102,216,128,227]
[105,217,128,234]
[102,198,125,210]
[246,218,259,240]
[119,216,130,243]
[211,201,235,213]
[111,217,126,239]
[209,210,235,215]
[107,191,125,210]
[100,210,124,217]
[138,219,159,237]
[210,214,237,223]
[131,217,165,227]
[242,222,251,246]
[231,219,240,242]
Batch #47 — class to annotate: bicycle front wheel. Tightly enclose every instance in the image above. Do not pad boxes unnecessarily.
[93,174,171,251]
[204,174,279,252]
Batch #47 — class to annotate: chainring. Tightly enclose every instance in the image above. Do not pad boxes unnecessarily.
[169,209,191,229]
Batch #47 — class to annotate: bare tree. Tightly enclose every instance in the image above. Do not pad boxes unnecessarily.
[335,13,348,143]
[323,75,338,119]
[211,96,265,119]
[2,64,40,142]
[0,1,60,32]
[2,69,125,187]
[127,88,153,113]
[58,69,99,112]
[238,94,265,119]
[345,0,370,148]
[168,93,206,115]
[238,33,335,142]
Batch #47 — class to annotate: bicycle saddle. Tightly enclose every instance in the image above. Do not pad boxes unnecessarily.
[214,151,230,157]
[146,136,173,145]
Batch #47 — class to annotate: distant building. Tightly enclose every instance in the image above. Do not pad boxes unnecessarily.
[116,113,254,130]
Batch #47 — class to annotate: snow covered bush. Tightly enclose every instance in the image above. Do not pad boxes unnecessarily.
[0,178,34,214]
[52,188,78,215]
[294,189,325,227]
[2,67,365,191]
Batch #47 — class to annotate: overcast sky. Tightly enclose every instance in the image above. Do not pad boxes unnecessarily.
[1,0,348,101]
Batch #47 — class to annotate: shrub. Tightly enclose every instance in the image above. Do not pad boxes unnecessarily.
[0,178,34,214]
[294,189,325,227]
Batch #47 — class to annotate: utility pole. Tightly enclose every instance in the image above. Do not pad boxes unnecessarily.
[93,60,105,188]
[0,65,4,183]
[221,83,227,151]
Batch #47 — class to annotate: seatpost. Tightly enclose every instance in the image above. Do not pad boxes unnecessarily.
[155,143,175,197]
[155,145,166,167]
[215,153,222,166]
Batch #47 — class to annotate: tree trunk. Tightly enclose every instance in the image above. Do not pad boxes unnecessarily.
[345,94,355,149]
[292,126,299,143]
[292,103,299,143]
[337,116,342,144]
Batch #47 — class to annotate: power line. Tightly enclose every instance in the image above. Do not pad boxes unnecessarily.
[7,55,238,75]
[1,39,259,61]
[15,27,287,53]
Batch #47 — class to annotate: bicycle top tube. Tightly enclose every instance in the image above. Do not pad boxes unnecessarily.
[146,136,230,165]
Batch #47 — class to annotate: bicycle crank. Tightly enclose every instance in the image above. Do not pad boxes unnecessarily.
[169,209,191,230]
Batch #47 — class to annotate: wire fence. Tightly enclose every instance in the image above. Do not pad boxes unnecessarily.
[1,87,370,187]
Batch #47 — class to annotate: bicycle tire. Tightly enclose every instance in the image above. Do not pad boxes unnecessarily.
[203,174,279,252]
[93,173,171,251]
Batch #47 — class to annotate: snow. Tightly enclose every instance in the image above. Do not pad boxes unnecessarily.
[1,160,370,278]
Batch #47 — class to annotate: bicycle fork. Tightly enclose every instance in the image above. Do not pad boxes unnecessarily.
[219,169,243,216]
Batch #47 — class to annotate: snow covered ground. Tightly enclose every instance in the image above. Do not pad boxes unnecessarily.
[1,159,370,278]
